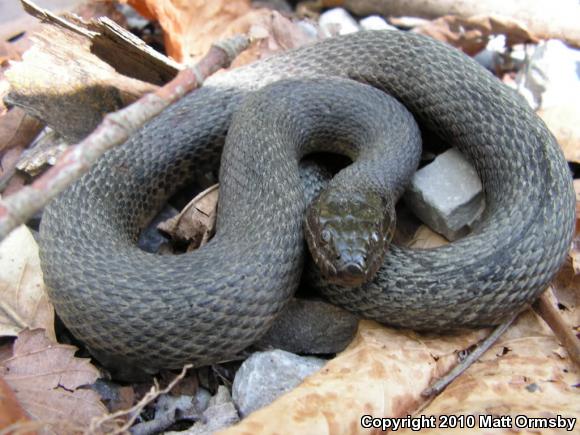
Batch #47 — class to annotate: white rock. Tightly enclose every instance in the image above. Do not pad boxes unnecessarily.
[404,148,484,241]
[514,40,580,110]
[359,15,397,31]
[319,8,359,37]
[232,350,326,417]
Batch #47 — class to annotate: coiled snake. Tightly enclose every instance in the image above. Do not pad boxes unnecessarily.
[39,31,575,371]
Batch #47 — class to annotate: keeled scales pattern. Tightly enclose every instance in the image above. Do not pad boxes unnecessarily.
[39,31,575,371]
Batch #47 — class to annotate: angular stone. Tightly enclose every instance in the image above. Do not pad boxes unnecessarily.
[404,148,484,241]
[232,350,326,417]
[255,298,359,355]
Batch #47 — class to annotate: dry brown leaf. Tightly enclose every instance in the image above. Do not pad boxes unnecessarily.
[550,180,580,329]
[236,11,321,66]
[125,0,253,62]
[539,102,580,164]
[0,329,106,433]
[0,343,12,362]
[124,0,318,67]
[413,15,536,55]
[0,374,31,433]
[399,311,578,434]
[221,314,577,434]
[552,261,580,330]
[408,225,449,249]
[0,225,54,341]
[0,108,42,154]
[158,184,219,249]
[220,321,488,434]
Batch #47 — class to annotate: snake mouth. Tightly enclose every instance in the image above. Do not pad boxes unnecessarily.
[332,261,367,287]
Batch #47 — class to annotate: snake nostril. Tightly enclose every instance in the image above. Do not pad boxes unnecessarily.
[345,262,364,277]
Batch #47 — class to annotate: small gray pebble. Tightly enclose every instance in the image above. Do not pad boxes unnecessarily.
[232,349,326,417]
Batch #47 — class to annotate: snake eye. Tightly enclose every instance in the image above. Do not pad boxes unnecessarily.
[321,228,331,244]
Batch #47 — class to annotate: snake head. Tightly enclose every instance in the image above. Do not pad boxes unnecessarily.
[304,188,395,288]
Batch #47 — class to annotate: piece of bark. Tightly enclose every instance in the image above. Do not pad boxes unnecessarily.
[0,32,251,241]
[14,131,68,177]
[5,26,156,142]
[331,0,580,48]
[5,0,182,142]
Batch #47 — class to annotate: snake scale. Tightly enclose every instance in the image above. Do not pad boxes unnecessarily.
[39,31,575,371]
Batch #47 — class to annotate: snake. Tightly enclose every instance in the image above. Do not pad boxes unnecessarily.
[38,30,575,372]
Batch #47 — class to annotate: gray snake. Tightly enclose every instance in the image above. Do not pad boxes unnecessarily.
[38,31,575,371]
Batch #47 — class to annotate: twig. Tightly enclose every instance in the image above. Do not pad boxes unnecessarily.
[422,312,518,397]
[0,33,251,242]
[533,287,580,368]
[87,364,193,435]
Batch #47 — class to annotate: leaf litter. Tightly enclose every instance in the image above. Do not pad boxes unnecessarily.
[0,329,106,434]
[0,225,54,340]
[0,0,579,433]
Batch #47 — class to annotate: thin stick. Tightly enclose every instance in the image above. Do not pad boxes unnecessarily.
[0,34,250,242]
[422,312,518,397]
[87,364,193,435]
[533,288,580,368]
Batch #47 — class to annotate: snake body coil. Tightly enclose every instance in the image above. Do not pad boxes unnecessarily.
[39,31,575,371]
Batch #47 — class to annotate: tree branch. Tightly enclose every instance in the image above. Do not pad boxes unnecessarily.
[0,34,250,241]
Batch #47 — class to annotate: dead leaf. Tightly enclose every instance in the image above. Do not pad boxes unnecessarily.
[539,101,580,164]
[92,380,136,414]
[550,180,580,329]
[236,11,321,66]
[0,225,54,341]
[398,311,578,434]
[408,225,449,249]
[158,184,219,250]
[0,375,31,433]
[125,0,253,62]
[220,321,488,434]
[0,107,43,154]
[221,308,578,435]
[125,1,318,66]
[0,329,106,434]
[0,343,12,362]
[413,15,536,55]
